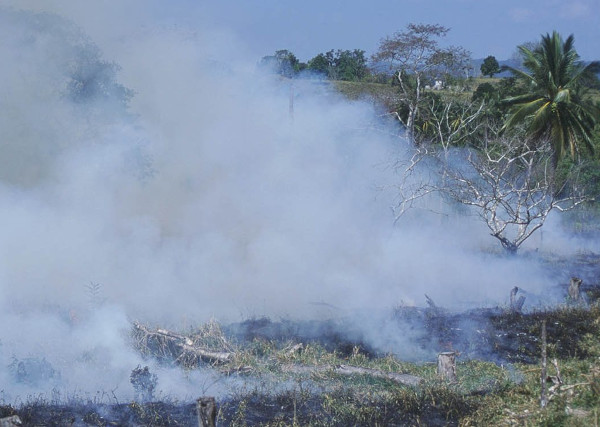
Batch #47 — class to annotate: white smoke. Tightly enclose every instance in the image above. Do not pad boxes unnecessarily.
[0,2,586,402]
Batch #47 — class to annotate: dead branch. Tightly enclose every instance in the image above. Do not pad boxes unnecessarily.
[425,294,437,310]
[549,358,562,386]
[133,322,233,365]
[282,364,422,387]
[557,382,591,392]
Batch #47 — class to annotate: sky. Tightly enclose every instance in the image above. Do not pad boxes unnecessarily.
[5,0,599,62]
[199,0,600,61]
[170,0,599,61]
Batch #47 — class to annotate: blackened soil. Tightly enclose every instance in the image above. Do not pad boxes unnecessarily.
[222,253,600,365]
[1,390,466,426]
[224,316,381,358]
[0,401,198,426]
[223,289,600,366]
[420,304,600,364]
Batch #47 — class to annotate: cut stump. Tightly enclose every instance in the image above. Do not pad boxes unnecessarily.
[437,352,457,382]
[510,286,525,313]
[568,277,583,303]
[197,397,217,427]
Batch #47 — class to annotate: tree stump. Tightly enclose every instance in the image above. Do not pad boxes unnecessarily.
[568,277,583,302]
[510,286,525,313]
[197,397,217,427]
[437,352,457,382]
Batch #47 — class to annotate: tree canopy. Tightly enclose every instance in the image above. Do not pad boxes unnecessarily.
[480,55,500,78]
[501,31,600,164]
[372,23,471,140]
[259,50,302,77]
[307,49,368,81]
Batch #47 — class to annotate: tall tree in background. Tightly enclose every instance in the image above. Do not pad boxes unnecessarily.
[307,49,368,81]
[502,32,600,164]
[332,49,368,81]
[372,23,471,142]
[260,50,301,77]
[307,52,331,76]
[480,55,500,77]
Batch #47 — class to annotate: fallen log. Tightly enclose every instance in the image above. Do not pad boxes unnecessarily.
[282,364,422,387]
[133,322,233,364]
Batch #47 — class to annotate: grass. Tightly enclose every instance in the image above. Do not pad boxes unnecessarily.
[141,302,600,425]
[141,298,600,425]
[331,77,504,110]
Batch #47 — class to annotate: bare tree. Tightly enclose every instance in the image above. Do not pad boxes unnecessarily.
[372,23,471,141]
[392,133,591,253]
[391,142,438,220]
[440,137,590,253]
[391,96,486,220]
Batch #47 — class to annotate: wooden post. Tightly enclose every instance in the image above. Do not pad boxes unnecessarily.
[568,277,583,302]
[437,352,457,382]
[197,397,217,427]
[541,319,548,408]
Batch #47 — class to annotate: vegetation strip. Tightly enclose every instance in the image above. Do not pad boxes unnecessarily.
[282,363,423,386]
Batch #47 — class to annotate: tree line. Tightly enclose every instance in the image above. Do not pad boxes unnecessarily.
[259,48,370,81]
[262,24,600,254]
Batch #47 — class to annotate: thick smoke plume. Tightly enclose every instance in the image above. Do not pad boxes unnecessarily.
[0,2,589,401]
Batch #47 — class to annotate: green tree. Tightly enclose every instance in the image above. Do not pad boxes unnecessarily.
[502,31,600,164]
[308,49,368,81]
[480,55,500,77]
[260,49,300,77]
[333,49,368,81]
[307,53,331,76]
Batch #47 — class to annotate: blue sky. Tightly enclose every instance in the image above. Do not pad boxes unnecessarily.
[7,0,599,62]
[190,0,600,61]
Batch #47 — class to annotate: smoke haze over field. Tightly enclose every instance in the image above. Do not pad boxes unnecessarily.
[0,2,593,401]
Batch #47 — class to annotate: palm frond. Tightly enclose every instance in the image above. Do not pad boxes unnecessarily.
[500,31,599,164]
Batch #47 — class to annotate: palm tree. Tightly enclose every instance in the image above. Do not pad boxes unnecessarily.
[501,31,600,164]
